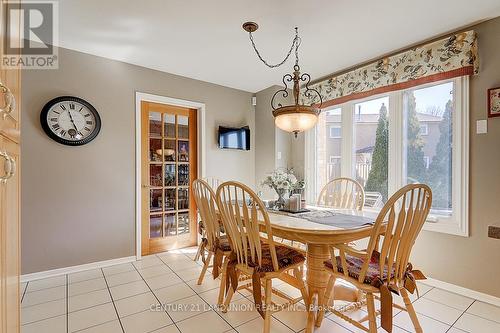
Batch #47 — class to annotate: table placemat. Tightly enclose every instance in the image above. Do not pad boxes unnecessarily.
[270,208,375,229]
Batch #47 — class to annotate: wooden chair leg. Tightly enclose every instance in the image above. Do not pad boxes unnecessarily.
[196,251,212,285]
[401,288,422,333]
[366,292,377,333]
[217,256,229,306]
[221,282,236,313]
[194,242,203,262]
[314,274,335,327]
[263,279,272,333]
[324,275,336,308]
[293,267,309,307]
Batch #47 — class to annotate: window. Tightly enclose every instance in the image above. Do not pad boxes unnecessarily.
[306,77,469,236]
[313,108,342,198]
[329,155,341,163]
[354,97,389,204]
[423,156,430,169]
[420,124,429,136]
[329,126,341,138]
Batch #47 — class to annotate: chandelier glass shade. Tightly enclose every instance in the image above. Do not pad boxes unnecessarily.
[274,107,320,134]
[243,22,322,137]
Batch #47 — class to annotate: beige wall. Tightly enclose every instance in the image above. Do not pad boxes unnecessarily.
[411,17,500,297]
[254,86,295,199]
[21,46,254,274]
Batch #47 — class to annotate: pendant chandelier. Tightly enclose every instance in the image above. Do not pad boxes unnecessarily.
[243,22,322,137]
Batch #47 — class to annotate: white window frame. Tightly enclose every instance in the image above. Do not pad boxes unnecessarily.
[423,156,430,169]
[420,124,429,136]
[305,77,469,237]
[329,155,341,163]
[329,126,341,138]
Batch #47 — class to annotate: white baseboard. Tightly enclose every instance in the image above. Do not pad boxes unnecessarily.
[21,256,136,283]
[422,277,500,308]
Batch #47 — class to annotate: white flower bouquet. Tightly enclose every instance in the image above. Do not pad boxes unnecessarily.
[261,169,304,209]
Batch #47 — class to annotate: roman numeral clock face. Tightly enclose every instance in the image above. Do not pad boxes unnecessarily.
[41,96,101,146]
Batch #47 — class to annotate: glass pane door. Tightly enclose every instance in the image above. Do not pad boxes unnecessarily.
[147,110,192,240]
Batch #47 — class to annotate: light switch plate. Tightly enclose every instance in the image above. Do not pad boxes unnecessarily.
[476,119,487,134]
[277,151,282,160]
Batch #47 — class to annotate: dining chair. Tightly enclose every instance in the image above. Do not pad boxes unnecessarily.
[194,177,222,262]
[192,179,233,307]
[317,177,365,211]
[216,181,308,333]
[323,183,432,333]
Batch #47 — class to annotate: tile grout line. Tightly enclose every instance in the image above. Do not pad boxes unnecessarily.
[420,288,477,312]
[20,281,28,303]
[132,257,183,333]
[181,251,301,333]
[458,308,500,326]
[445,300,474,332]
[22,250,500,333]
[168,252,283,333]
[446,300,481,332]
[101,268,126,333]
[184,251,303,333]
[156,252,239,332]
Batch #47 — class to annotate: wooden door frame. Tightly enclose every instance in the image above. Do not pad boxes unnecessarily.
[135,92,206,260]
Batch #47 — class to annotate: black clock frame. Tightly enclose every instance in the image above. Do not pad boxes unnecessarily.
[40,96,101,146]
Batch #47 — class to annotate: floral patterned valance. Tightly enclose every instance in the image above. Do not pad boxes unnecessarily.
[305,30,478,108]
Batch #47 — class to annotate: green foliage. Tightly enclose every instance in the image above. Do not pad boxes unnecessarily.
[365,103,389,200]
[406,92,427,183]
[427,100,453,209]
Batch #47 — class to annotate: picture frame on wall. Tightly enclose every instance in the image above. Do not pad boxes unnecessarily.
[488,86,500,118]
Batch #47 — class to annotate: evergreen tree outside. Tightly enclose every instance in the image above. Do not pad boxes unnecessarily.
[405,92,427,183]
[427,99,453,210]
[365,103,389,201]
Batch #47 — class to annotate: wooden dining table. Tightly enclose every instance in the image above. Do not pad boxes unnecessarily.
[262,208,379,333]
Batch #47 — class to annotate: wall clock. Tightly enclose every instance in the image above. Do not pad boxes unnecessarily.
[40,96,101,146]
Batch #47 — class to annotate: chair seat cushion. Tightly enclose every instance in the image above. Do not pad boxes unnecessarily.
[324,251,394,284]
[217,236,232,252]
[247,243,305,273]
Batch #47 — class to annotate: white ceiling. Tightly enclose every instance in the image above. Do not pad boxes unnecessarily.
[57,0,500,93]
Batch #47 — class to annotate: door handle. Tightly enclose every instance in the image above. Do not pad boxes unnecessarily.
[142,184,150,188]
[0,151,15,184]
[0,82,15,120]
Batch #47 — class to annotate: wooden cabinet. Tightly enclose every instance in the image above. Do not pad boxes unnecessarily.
[0,0,21,332]
[0,0,20,141]
[0,138,20,333]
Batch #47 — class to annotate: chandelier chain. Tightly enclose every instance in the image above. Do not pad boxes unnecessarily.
[248,27,301,69]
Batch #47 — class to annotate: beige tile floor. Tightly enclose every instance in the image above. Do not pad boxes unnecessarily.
[20,247,500,333]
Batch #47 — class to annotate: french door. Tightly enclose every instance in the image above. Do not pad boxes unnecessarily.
[141,101,197,255]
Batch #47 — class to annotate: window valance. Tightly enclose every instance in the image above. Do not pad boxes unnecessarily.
[305,30,478,108]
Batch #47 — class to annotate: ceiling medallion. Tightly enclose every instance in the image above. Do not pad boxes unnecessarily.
[243,22,322,137]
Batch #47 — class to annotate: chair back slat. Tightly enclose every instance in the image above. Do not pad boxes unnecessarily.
[216,181,279,272]
[192,179,220,250]
[361,184,432,286]
[318,177,365,211]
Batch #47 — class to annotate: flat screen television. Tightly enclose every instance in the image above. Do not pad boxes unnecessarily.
[218,126,250,150]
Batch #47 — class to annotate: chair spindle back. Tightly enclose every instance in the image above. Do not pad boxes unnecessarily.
[317,177,365,211]
[362,184,432,286]
[192,179,220,250]
[216,181,279,272]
